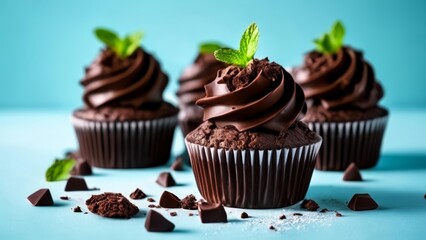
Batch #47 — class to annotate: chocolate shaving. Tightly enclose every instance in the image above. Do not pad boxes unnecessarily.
[85,192,139,218]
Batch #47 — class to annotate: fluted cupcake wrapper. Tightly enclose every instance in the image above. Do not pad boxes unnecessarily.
[185,139,322,209]
[72,115,177,168]
[307,114,388,171]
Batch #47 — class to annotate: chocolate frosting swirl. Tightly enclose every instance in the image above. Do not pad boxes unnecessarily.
[81,48,168,109]
[292,46,383,110]
[196,58,306,133]
[177,53,227,106]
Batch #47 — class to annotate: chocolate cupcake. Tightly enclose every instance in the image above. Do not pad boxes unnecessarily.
[292,21,388,171]
[185,23,322,209]
[177,43,227,136]
[72,28,178,168]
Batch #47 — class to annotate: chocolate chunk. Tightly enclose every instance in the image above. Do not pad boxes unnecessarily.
[171,156,184,171]
[147,197,155,202]
[159,191,181,208]
[343,163,363,181]
[27,188,54,206]
[145,210,175,232]
[73,206,82,212]
[347,193,378,211]
[86,192,139,218]
[240,212,249,219]
[60,196,69,200]
[65,177,89,191]
[300,199,319,211]
[181,194,197,210]
[71,160,92,176]
[279,214,286,220]
[269,225,277,231]
[129,188,147,200]
[156,172,176,187]
[198,202,227,223]
[293,213,303,216]
[320,208,329,213]
[335,211,343,217]
[170,212,177,217]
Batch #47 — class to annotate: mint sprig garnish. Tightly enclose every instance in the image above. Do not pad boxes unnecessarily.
[45,158,76,182]
[199,42,224,54]
[94,28,143,58]
[314,20,345,54]
[214,23,259,68]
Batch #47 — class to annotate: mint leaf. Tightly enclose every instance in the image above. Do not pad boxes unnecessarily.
[199,42,223,54]
[122,31,143,57]
[45,158,76,182]
[313,20,346,54]
[214,48,247,67]
[240,23,259,60]
[94,28,120,52]
[94,28,143,59]
[214,23,260,67]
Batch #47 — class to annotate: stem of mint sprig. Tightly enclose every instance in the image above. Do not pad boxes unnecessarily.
[314,20,345,55]
[94,28,143,59]
[214,23,259,68]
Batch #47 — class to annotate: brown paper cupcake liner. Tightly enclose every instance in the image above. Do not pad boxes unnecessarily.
[185,139,322,209]
[307,115,388,171]
[72,115,177,168]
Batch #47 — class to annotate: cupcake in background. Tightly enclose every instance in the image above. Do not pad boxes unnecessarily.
[72,28,178,168]
[177,42,227,136]
[186,23,322,208]
[292,21,388,171]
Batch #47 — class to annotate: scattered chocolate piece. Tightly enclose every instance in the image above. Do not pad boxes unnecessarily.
[148,204,156,208]
[147,197,155,202]
[181,194,197,210]
[170,211,177,217]
[159,191,181,208]
[86,192,139,218]
[27,188,54,206]
[189,213,194,216]
[60,196,69,200]
[343,163,363,181]
[293,213,303,216]
[335,211,343,217]
[320,208,329,213]
[240,212,249,219]
[198,202,227,223]
[145,210,175,232]
[65,150,80,159]
[65,177,89,191]
[347,193,378,211]
[269,225,277,231]
[73,206,82,212]
[129,188,147,200]
[279,214,286,220]
[155,205,161,208]
[301,199,319,211]
[71,160,92,176]
[171,156,184,171]
[156,172,176,187]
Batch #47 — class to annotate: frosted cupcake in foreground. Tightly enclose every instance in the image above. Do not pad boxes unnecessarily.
[185,23,322,209]
[291,21,388,171]
[72,28,178,168]
[177,42,227,136]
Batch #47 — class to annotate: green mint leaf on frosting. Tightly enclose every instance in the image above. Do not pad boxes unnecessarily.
[314,20,345,54]
[45,158,76,182]
[199,42,224,54]
[94,28,143,59]
[214,23,260,67]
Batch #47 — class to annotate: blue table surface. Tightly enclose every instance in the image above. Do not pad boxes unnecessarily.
[0,109,425,240]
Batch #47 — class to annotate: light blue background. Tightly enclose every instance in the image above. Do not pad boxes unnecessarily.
[0,0,425,110]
